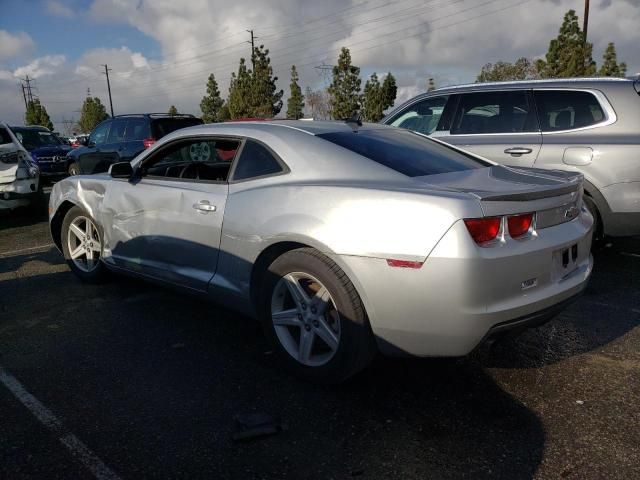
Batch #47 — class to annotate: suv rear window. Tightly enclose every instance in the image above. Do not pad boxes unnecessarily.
[534,90,606,131]
[318,128,488,177]
[151,117,204,139]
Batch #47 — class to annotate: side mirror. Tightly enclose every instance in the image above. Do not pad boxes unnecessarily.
[109,162,134,179]
[79,137,89,146]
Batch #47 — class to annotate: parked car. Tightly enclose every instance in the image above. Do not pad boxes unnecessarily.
[67,113,204,175]
[0,122,40,210]
[69,134,88,149]
[49,121,593,382]
[10,125,73,178]
[382,77,640,241]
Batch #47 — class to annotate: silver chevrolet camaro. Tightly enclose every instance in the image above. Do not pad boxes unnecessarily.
[49,120,594,382]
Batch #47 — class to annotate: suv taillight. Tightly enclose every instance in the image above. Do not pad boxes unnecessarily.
[464,218,501,244]
[143,138,156,149]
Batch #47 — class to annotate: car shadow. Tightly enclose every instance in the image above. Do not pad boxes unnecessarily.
[477,238,640,369]
[0,245,546,479]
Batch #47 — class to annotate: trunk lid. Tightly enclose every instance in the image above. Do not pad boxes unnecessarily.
[414,165,583,218]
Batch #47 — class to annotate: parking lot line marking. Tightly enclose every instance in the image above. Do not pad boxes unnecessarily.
[0,367,122,480]
[0,243,55,258]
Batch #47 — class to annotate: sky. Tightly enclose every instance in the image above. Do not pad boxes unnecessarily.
[1,0,639,133]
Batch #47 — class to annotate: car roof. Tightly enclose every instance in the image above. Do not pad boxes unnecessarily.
[185,119,390,136]
[10,125,50,131]
[429,77,633,94]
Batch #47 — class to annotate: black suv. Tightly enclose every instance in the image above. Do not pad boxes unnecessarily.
[67,113,204,175]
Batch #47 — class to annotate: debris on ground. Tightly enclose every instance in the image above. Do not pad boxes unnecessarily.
[232,412,287,441]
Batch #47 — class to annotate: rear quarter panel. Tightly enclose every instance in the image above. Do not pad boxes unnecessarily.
[214,179,483,300]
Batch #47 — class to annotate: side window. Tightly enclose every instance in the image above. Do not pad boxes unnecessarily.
[232,140,283,181]
[0,127,11,145]
[389,96,449,135]
[90,121,110,146]
[106,119,127,144]
[141,138,240,182]
[451,90,537,135]
[125,118,150,141]
[534,90,606,132]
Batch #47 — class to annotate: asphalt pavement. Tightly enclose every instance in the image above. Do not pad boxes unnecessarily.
[0,204,638,479]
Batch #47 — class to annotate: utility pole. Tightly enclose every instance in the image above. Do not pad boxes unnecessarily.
[101,64,114,117]
[246,29,258,70]
[24,75,34,104]
[20,83,28,110]
[583,0,590,46]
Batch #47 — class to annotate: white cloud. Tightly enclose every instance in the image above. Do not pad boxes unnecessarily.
[46,0,76,18]
[13,55,67,79]
[0,30,35,62]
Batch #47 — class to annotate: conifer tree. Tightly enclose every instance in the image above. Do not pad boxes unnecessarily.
[78,96,108,133]
[286,65,305,119]
[25,99,54,131]
[200,74,224,123]
[168,105,178,115]
[537,10,596,78]
[598,43,627,77]
[328,47,362,120]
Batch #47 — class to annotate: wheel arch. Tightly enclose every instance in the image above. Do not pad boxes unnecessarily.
[50,200,77,252]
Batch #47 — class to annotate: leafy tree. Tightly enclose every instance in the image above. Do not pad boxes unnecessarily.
[168,105,178,115]
[286,65,305,119]
[477,57,540,82]
[598,42,627,77]
[227,58,254,119]
[78,96,109,133]
[537,10,596,78]
[250,45,283,118]
[427,78,436,91]
[25,99,53,131]
[305,87,331,120]
[328,47,362,119]
[200,74,225,123]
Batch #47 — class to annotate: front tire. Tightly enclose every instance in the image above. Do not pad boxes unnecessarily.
[68,162,80,176]
[61,206,107,283]
[258,248,376,383]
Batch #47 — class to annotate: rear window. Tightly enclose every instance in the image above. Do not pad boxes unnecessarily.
[151,117,204,139]
[534,90,606,132]
[318,128,489,177]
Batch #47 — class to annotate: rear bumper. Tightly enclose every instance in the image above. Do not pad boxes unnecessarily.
[333,211,593,358]
[480,289,583,341]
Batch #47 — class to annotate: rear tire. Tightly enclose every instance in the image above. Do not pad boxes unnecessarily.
[258,248,376,383]
[61,206,107,283]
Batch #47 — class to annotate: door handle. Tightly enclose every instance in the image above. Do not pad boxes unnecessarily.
[193,200,217,213]
[504,147,533,155]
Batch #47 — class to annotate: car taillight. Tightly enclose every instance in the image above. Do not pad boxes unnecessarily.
[507,213,533,238]
[464,218,502,244]
[143,138,156,149]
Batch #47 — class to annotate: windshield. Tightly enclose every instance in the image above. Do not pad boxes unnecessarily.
[318,128,489,177]
[11,128,62,149]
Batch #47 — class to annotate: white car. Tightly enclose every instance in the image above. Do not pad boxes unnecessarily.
[0,122,40,210]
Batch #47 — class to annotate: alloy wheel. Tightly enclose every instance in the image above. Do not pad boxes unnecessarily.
[67,216,101,272]
[271,272,341,367]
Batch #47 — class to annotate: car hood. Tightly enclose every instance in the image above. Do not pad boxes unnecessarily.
[30,145,72,157]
